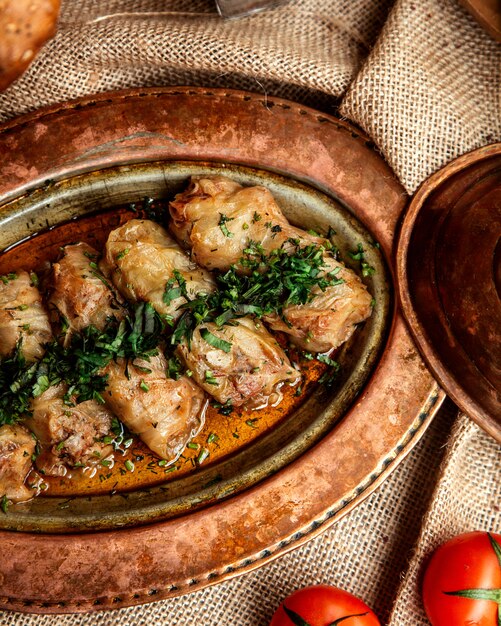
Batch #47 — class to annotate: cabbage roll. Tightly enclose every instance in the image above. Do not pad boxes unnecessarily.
[102,219,215,322]
[25,384,114,476]
[48,242,124,344]
[177,317,300,408]
[169,176,373,353]
[51,241,206,462]
[102,354,206,461]
[0,424,36,501]
[0,271,52,360]
[104,219,299,407]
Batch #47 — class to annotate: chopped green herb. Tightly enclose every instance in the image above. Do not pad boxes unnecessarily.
[207,433,219,444]
[316,354,339,368]
[158,459,168,467]
[139,379,149,392]
[0,495,10,514]
[245,419,258,429]
[124,460,134,472]
[197,447,210,465]
[164,465,178,474]
[115,248,130,261]
[218,213,235,238]
[361,262,376,277]
[252,211,261,223]
[0,273,17,285]
[200,328,232,353]
[166,355,183,380]
[349,243,375,277]
[204,370,219,386]
[211,399,234,416]
[29,272,39,287]
[187,442,199,450]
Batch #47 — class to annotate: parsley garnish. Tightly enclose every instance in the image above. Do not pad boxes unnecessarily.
[349,243,375,277]
[0,302,165,425]
[200,328,232,353]
[204,370,219,386]
[218,213,235,238]
[0,495,9,514]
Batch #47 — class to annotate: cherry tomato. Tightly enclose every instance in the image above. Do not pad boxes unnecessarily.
[270,584,380,626]
[422,531,501,626]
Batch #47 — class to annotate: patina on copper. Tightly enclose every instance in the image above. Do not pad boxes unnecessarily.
[0,87,444,613]
[398,143,501,442]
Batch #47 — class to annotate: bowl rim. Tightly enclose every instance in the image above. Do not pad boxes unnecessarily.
[0,86,443,614]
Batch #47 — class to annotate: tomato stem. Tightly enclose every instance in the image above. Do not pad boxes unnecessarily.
[283,605,311,626]
[328,612,369,626]
[444,589,501,603]
[283,605,369,626]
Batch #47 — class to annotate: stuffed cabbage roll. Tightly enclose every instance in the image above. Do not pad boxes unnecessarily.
[102,354,206,461]
[0,424,36,501]
[169,176,373,353]
[177,317,300,408]
[102,219,215,322]
[169,175,311,270]
[48,242,124,344]
[51,241,206,462]
[25,384,114,477]
[104,219,299,407]
[0,271,52,360]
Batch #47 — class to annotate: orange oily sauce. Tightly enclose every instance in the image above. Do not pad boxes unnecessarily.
[0,207,330,497]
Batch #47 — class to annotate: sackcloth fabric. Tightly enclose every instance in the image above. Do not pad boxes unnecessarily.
[0,0,499,624]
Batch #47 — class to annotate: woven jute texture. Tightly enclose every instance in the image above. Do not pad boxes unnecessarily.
[388,414,501,625]
[340,0,501,192]
[0,0,500,624]
[0,0,393,122]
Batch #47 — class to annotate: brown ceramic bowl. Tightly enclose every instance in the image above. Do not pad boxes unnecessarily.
[0,88,443,613]
[397,143,501,443]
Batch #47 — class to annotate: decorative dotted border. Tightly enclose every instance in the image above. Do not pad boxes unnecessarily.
[0,390,441,613]
[0,87,378,153]
[0,88,435,613]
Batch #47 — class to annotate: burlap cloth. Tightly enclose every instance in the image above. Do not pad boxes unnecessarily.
[0,1,499,624]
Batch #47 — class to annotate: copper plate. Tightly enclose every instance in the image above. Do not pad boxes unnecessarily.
[0,87,443,613]
[397,143,500,442]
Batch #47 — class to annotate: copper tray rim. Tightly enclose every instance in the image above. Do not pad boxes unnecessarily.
[0,86,444,614]
[396,142,500,442]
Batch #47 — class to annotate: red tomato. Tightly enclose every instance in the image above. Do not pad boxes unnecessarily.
[422,531,501,626]
[269,584,380,626]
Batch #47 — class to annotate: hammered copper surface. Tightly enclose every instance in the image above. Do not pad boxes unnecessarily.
[397,143,500,442]
[0,88,443,613]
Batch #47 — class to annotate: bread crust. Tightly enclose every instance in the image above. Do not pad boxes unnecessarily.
[0,0,60,91]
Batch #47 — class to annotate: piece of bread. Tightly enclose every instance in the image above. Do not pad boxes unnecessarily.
[0,0,60,91]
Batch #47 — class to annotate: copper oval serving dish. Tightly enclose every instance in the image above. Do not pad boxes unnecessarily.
[0,162,390,533]
[0,87,443,613]
[397,143,500,442]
